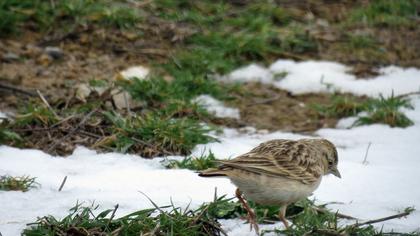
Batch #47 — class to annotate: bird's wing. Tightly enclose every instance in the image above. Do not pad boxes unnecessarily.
[218,139,324,184]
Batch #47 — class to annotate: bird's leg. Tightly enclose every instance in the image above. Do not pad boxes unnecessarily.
[278,205,289,229]
[235,188,259,234]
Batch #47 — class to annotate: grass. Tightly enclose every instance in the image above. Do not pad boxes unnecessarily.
[313,93,414,128]
[0,0,142,36]
[166,150,218,170]
[102,111,217,156]
[22,195,232,236]
[22,195,417,236]
[0,175,38,192]
[312,94,366,118]
[0,123,22,145]
[3,97,217,157]
[347,0,420,27]
[347,34,378,49]
[355,94,414,127]
[14,102,59,127]
[154,1,315,76]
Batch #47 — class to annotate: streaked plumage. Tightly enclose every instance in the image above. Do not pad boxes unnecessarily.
[199,138,340,233]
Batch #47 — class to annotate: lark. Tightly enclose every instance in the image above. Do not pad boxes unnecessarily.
[199,138,341,233]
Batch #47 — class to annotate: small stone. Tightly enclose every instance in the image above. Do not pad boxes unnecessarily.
[44,46,64,59]
[37,54,53,66]
[111,89,144,110]
[2,52,19,62]
[75,83,92,102]
[163,75,174,82]
[316,19,329,27]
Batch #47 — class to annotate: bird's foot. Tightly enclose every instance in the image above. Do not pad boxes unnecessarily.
[235,188,260,235]
[247,209,260,235]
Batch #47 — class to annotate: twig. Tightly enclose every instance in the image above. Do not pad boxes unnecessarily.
[130,137,174,155]
[50,114,77,128]
[278,51,309,61]
[395,91,420,99]
[0,81,36,97]
[78,130,103,139]
[37,90,60,119]
[47,109,97,153]
[107,204,119,225]
[350,209,413,228]
[142,222,161,236]
[312,206,358,220]
[127,0,152,7]
[49,0,55,9]
[362,142,372,165]
[123,92,131,116]
[247,95,281,106]
[58,176,67,191]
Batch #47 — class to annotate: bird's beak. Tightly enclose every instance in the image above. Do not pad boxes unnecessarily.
[330,167,341,178]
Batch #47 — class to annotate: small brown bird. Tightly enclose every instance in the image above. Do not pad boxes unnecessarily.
[198,138,341,233]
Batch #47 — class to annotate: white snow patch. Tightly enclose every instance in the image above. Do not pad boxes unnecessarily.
[220,219,285,236]
[226,64,273,83]
[225,60,420,97]
[0,146,235,236]
[193,95,240,119]
[0,112,7,123]
[119,65,150,80]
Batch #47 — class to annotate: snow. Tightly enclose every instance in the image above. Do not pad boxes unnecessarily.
[118,65,150,80]
[225,60,420,97]
[193,95,240,119]
[227,64,273,84]
[2,61,420,235]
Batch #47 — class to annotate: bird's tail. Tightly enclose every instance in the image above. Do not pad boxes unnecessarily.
[198,168,227,177]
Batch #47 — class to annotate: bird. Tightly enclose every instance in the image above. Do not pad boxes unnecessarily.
[198,138,341,234]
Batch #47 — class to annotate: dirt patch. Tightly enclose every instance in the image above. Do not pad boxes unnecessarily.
[1,0,419,136]
[226,83,339,133]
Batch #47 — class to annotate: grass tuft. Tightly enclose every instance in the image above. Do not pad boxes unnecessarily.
[103,111,217,157]
[312,94,366,118]
[347,0,420,27]
[13,101,59,127]
[0,175,38,192]
[166,150,218,171]
[23,196,416,235]
[23,200,225,236]
[0,123,22,145]
[0,0,142,36]
[355,94,414,127]
[313,93,414,128]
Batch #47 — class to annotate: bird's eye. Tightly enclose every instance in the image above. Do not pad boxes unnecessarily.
[328,160,333,166]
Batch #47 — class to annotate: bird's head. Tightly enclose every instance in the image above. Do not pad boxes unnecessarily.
[319,139,341,178]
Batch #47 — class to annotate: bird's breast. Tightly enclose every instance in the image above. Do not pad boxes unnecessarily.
[229,171,322,205]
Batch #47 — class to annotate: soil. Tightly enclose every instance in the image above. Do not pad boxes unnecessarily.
[1,0,419,133]
[226,83,338,133]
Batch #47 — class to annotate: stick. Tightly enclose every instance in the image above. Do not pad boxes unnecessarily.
[108,204,119,225]
[247,95,281,106]
[47,109,96,153]
[123,92,131,116]
[395,91,420,99]
[37,90,60,119]
[58,176,67,191]
[312,206,358,220]
[130,137,174,156]
[0,82,36,97]
[350,209,413,228]
[362,142,372,165]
